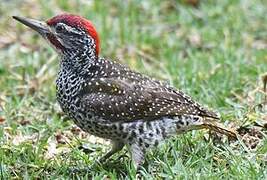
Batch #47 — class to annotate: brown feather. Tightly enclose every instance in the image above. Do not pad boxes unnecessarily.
[80,61,218,122]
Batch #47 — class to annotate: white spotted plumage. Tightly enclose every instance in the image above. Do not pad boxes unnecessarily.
[14,13,236,168]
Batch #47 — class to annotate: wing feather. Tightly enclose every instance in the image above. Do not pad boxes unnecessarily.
[80,65,218,122]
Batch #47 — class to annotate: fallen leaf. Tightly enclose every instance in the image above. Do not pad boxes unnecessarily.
[237,126,265,149]
[264,116,267,128]
[78,143,95,154]
[160,1,177,13]
[0,32,17,49]
[68,125,110,145]
[70,125,82,135]
[19,119,31,126]
[262,73,267,102]
[28,78,39,94]
[0,117,5,124]
[252,40,267,50]
[45,137,57,159]
[12,132,38,146]
[55,133,66,144]
[184,0,199,7]
[44,136,71,159]
[188,32,202,47]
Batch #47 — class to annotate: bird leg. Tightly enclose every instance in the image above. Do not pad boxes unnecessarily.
[98,141,125,163]
[129,143,145,169]
[128,143,146,179]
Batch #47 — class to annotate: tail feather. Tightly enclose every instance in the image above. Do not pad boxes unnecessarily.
[168,115,237,139]
[173,115,237,139]
[202,117,237,139]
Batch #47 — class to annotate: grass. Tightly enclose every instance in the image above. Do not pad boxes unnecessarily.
[0,0,267,179]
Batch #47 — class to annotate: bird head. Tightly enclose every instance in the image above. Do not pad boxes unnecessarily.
[13,14,100,57]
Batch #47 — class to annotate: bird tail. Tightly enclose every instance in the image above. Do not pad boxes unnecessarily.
[173,115,237,139]
[200,117,237,139]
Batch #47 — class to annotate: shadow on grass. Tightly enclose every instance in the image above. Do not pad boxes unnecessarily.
[67,157,131,178]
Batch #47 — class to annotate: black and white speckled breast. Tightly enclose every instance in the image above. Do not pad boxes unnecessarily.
[56,68,85,120]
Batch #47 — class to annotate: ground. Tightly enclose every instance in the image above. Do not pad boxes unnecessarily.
[0,0,267,179]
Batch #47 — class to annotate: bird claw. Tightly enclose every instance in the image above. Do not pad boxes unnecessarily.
[68,161,104,175]
[68,166,92,175]
[136,167,143,180]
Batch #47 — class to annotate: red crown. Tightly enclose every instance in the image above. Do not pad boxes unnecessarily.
[47,13,100,55]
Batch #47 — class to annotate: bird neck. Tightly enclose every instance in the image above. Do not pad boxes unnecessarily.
[60,43,98,76]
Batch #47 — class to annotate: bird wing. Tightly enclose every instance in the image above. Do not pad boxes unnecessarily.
[80,60,218,122]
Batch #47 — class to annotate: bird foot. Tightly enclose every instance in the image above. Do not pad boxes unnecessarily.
[68,166,92,175]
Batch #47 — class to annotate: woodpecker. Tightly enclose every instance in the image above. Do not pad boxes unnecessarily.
[13,14,236,167]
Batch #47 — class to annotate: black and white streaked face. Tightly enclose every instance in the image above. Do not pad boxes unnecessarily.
[45,14,100,56]
[13,14,100,68]
[49,22,97,54]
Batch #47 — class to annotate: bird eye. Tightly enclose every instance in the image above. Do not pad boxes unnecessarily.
[55,24,65,33]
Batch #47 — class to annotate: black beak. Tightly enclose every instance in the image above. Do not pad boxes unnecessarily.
[13,16,50,36]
